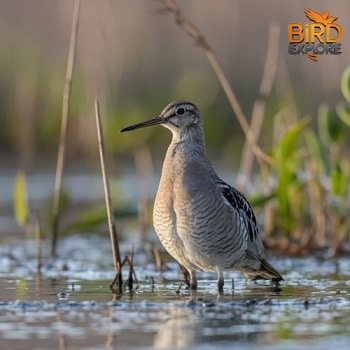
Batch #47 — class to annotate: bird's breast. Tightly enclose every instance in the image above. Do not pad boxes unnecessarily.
[153,151,249,270]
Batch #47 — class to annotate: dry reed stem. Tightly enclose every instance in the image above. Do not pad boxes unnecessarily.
[94,98,123,290]
[159,0,271,165]
[51,0,81,257]
[35,213,42,272]
[110,254,139,291]
[238,23,280,190]
[128,244,135,289]
[125,245,139,290]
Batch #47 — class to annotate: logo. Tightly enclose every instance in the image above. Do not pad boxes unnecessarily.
[288,9,343,62]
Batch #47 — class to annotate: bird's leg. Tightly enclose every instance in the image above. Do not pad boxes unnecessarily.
[178,264,191,288]
[189,270,197,290]
[216,267,224,292]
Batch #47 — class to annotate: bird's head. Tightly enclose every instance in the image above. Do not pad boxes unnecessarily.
[121,101,202,137]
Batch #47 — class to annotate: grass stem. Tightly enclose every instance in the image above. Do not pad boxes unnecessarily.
[51,0,81,257]
[159,0,271,165]
[94,98,123,291]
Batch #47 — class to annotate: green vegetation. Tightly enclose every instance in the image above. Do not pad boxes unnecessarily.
[13,169,29,227]
[256,66,350,255]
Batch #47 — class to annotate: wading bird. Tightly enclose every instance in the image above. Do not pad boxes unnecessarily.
[121,101,283,291]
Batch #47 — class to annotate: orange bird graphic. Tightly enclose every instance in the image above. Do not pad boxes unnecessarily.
[304,8,338,25]
[303,9,338,61]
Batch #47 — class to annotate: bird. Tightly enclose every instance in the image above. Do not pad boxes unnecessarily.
[304,8,337,26]
[121,101,283,291]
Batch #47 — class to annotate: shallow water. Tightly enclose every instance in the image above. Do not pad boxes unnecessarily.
[0,235,350,349]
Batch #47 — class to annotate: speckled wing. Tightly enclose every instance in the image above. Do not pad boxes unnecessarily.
[218,181,283,281]
[218,181,264,258]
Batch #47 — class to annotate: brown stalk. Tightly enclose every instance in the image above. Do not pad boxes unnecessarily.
[94,98,123,290]
[51,0,81,257]
[35,213,42,272]
[237,23,280,190]
[122,245,139,290]
[159,0,271,165]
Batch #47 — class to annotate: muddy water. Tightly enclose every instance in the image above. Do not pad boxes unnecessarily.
[0,235,350,349]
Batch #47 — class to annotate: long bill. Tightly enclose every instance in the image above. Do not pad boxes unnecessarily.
[120,116,164,132]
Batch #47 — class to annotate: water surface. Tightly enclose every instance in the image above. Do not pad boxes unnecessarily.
[0,235,349,349]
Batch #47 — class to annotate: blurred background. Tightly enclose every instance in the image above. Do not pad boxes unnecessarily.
[1,0,349,249]
[1,0,349,168]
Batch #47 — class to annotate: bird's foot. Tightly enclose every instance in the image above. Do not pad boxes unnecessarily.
[272,280,282,292]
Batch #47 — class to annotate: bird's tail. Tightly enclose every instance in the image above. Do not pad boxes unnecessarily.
[243,258,284,283]
[260,258,284,282]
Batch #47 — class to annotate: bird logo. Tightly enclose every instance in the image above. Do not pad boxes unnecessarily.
[288,8,342,62]
[304,9,338,26]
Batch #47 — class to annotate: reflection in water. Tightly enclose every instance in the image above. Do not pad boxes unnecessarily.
[154,299,262,348]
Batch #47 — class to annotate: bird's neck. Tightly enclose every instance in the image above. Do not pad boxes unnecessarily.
[161,126,216,183]
[169,127,206,158]
[161,127,208,180]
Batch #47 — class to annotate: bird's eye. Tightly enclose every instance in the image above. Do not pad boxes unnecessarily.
[177,107,185,115]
